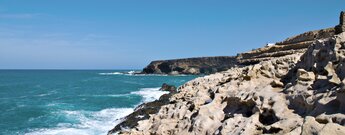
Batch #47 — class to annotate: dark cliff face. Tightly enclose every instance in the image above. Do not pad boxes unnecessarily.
[142,56,237,75]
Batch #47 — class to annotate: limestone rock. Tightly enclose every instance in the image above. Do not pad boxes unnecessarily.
[301,116,345,135]
[271,80,284,88]
[297,69,315,81]
[237,27,335,65]
[109,11,345,135]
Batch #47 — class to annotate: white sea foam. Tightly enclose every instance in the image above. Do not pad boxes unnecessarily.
[127,71,137,75]
[27,87,167,135]
[34,90,57,97]
[77,93,132,98]
[125,74,168,76]
[99,71,192,77]
[98,71,141,76]
[83,87,168,102]
[36,93,50,97]
[93,94,132,97]
[130,87,169,103]
[26,108,133,135]
[98,72,123,75]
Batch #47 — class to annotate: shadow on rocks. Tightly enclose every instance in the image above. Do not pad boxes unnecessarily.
[108,83,177,134]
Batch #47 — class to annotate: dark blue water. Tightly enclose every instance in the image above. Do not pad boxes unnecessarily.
[0,70,197,135]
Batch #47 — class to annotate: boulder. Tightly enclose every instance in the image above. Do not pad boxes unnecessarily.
[271,80,284,88]
[297,69,315,81]
[159,83,177,93]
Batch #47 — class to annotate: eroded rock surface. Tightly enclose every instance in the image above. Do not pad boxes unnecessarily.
[109,12,345,135]
[108,84,177,134]
[237,27,335,65]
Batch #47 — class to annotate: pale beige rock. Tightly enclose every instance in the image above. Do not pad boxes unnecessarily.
[297,69,315,81]
[301,117,323,135]
[109,13,345,135]
[319,123,345,135]
[301,116,345,135]
[330,74,341,85]
[186,68,198,74]
[271,80,284,88]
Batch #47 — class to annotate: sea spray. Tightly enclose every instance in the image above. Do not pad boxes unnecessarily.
[0,70,197,134]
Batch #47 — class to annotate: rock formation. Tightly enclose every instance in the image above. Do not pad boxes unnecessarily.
[237,27,335,65]
[109,84,177,133]
[160,83,177,93]
[336,11,345,34]
[142,27,336,75]
[142,56,237,75]
[109,11,345,135]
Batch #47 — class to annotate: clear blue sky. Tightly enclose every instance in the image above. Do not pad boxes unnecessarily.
[0,0,344,69]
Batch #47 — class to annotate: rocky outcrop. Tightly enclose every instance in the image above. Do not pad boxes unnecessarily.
[109,11,345,135]
[142,27,335,75]
[160,83,177,93]
[142,56,237,75]
[142,28,336,75]
[237,27,335,65]
[335,11,345,34]
[276,27,335,45]
[108,84,177,134]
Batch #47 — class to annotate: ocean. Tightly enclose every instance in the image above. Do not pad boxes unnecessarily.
[0,70,197,135]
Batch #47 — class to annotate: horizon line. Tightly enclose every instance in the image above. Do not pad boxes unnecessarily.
[0,69,142,70]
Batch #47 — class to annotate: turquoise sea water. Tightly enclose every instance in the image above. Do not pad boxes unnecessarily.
[0,70,197,135]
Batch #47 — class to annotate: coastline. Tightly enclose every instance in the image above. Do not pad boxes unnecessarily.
[0,70,197,134]
[109,11,345,135]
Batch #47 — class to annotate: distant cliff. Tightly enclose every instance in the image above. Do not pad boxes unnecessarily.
[142,56,237,75]
[142,27,336,75]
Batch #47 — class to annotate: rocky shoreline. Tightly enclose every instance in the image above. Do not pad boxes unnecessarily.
[142,56,237,75]
[108,84,178,134]
[109,11,345,135]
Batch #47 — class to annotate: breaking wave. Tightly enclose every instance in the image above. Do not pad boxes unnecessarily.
[26,87,168,135]
[130,87,169,103]
[98,72,123,75]
[26,108,133,135]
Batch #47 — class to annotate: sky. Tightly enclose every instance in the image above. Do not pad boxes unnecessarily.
[0,0,344,69]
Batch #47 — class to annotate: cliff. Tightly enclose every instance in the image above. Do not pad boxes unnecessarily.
[237,27,335,65]
[109,11,345,135]
[142,27,335,75]
[142,56,237,75]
